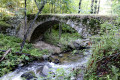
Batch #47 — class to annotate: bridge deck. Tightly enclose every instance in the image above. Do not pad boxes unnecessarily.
[27,14,117,21]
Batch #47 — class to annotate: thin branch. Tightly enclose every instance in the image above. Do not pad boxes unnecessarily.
[0,48,11,62]
[97,0,100,14]
[34,0,40,10]
[24,0,27,31]
[0,49,43,60]
[78,0,82,13]
[91,0,94,14]
[94,0,98,14]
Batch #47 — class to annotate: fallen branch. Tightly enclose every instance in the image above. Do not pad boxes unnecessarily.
[0,48,11,62]
[0,49,44,61]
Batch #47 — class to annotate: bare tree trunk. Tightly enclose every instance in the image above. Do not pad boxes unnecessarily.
[97,0,100,14]
[54,1,55,13]
[91,0,94,14]
[20,1,46,52]
[50,0,51,13]
[94,0,98,14]
[52,3,53,13]
[78,0,82,13]
[59,22,62,39]
[59,0,61,13]
[24,0,27,33]
[60,0,62,13]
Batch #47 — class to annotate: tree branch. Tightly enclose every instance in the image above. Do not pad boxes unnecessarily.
[0,48,11,62]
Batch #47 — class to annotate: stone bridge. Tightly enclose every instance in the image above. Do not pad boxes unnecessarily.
[17,14,115,42]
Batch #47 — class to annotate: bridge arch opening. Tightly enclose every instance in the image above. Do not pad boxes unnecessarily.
[30,20,80,43]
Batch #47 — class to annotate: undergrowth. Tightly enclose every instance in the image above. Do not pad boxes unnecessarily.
[0,34,48,77]
[85,21,120,80]
[43,24,82,51]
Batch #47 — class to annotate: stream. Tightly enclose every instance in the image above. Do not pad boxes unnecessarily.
[0,49,91,80]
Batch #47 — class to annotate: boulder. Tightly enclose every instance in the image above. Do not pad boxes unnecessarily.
[36,65,50,77]
[68,39,90,50]
[33,41,61,53]
[42,55,50,61]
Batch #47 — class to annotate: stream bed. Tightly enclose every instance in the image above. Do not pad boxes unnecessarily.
[0,50,91,80]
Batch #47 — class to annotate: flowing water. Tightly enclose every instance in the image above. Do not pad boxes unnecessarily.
[0,50,91,80]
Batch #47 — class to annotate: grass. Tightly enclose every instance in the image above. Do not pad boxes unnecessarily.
[0,34,48,77]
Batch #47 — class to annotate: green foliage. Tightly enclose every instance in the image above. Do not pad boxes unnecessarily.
[0,21,11,27]
[44,24,82,51]
[0,34,48,77]
[0,0,92,15]
[85,17,120,80]
[38,68,78,80]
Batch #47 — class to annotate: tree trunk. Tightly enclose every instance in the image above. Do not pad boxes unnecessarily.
[78,0,82,13]
[97,0,100,14]
[91,0,94,14]
[59,23,62,39]
[20,1,46,52]
[24,0,27,33]
[94,0,98,14]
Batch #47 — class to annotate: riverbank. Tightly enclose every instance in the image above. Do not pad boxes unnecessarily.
[0,25,90,79]
[0,34,50,77]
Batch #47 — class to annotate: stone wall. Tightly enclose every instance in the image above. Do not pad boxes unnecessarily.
[0,17,23,36]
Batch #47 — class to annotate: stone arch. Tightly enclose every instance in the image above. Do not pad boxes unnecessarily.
[29,19,80,43]
[17,14,114,42]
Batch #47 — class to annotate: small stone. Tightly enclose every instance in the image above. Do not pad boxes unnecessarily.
[18,63,24,67]
[58,54,63,57]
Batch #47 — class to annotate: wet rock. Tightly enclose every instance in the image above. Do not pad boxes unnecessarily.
[54,59,60,64]
[21,71,37,80]
[68,39,90,50]
[18,63,24,67]
[42,55,50,61]
[42,65,50,76]
[48,55,57,62]
[37,65,50,77]
[33,41,61,53]
[58,54,63,58]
